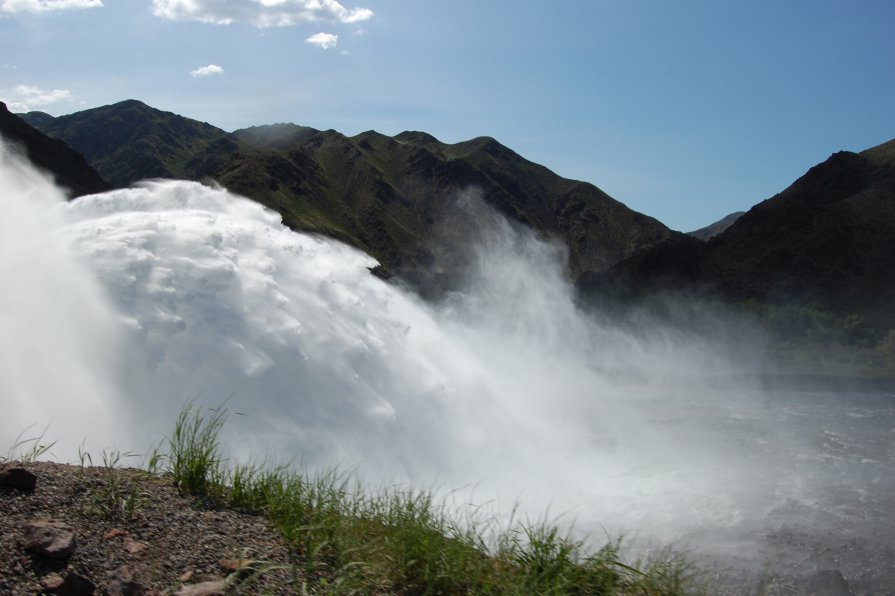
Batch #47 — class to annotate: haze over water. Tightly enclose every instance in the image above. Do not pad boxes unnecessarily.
[2,139,893,592]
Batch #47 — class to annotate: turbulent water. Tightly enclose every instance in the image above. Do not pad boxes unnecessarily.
[1,138,893,593]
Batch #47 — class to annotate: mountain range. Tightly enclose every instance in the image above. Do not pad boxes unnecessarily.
[17,100,671,294]
[4,99,894,337]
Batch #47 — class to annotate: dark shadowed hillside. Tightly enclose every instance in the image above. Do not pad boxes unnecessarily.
[23,100,673,291]
[585,139,895,331]
[0,102,109,197]
[704,141,895,324]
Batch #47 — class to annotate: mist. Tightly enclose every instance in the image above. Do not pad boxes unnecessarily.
[2,139,893,591]
[0,140,124,451]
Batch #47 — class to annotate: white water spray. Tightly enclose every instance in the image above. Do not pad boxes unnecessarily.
[2,139,893,589]
[0,140,124,452]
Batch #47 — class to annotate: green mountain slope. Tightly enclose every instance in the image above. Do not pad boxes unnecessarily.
[22,100,227,187]
[23,100,673,290]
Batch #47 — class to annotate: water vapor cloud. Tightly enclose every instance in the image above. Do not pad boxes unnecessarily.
[0,0,101,12]
[3,84,71,112]
[2,142,894,589]
[151,0,372,28]
[306,32,337,49]
[190,64,224,78]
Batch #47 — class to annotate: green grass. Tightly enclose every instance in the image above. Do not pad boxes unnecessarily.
[1,424,56,464]
[86,449,147,519]
[146,403,706,595]
[164,401,228,496]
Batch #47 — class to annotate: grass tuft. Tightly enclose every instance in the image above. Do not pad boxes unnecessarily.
[164,400,227,496]
[90,449,146,519]
[2,424,56,464]
[139,402,706,594]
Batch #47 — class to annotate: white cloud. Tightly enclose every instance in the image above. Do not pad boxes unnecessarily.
[306,31,337,49]
[190,64,224,78]
[3,84,71,111]
[0,0,102,13]
[151,0,372,28]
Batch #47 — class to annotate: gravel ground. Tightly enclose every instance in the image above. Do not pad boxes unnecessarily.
[0,461,297,594]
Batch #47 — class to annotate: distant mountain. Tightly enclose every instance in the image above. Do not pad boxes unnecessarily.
[23,100,673,290]
[22,100,227,187]
[18,110,55,129]
[688,211,744,241]
[586,139,895,329]
[0,101,109,197]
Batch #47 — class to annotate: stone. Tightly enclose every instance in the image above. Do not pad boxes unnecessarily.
[58,572,95,595]
[22,519,76,558]
[122,537,147,554]
[0,465,37,490]
[173,579,228,596]
[40,573,64,590]
[106,566,147,596]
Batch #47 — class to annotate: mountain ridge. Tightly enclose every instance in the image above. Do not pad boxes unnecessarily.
[15,100,895,337]
[688,211,745,241]
[584,138,895,332]
[22,99,228,188]
[0,101,109,197]
[22,100,673,291]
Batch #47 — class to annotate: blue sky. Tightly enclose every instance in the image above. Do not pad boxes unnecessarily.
[1,0,893,231]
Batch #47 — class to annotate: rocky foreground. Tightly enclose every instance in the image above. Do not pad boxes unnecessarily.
[3,459,876,596]
[0,461,293,595]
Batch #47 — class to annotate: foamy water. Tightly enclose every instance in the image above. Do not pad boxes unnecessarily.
[2,138,893,591]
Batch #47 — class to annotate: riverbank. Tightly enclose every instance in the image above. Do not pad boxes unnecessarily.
[0,406,703,595]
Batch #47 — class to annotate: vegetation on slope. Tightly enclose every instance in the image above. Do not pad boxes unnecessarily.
[155,403,704,594]
[22,100,672,293]
[22,100,227,187]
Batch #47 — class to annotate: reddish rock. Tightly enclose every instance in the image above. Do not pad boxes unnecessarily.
[104,528,129,540]
[122,537,147,554]
[106,566,147,596]
[22,519,76,558]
